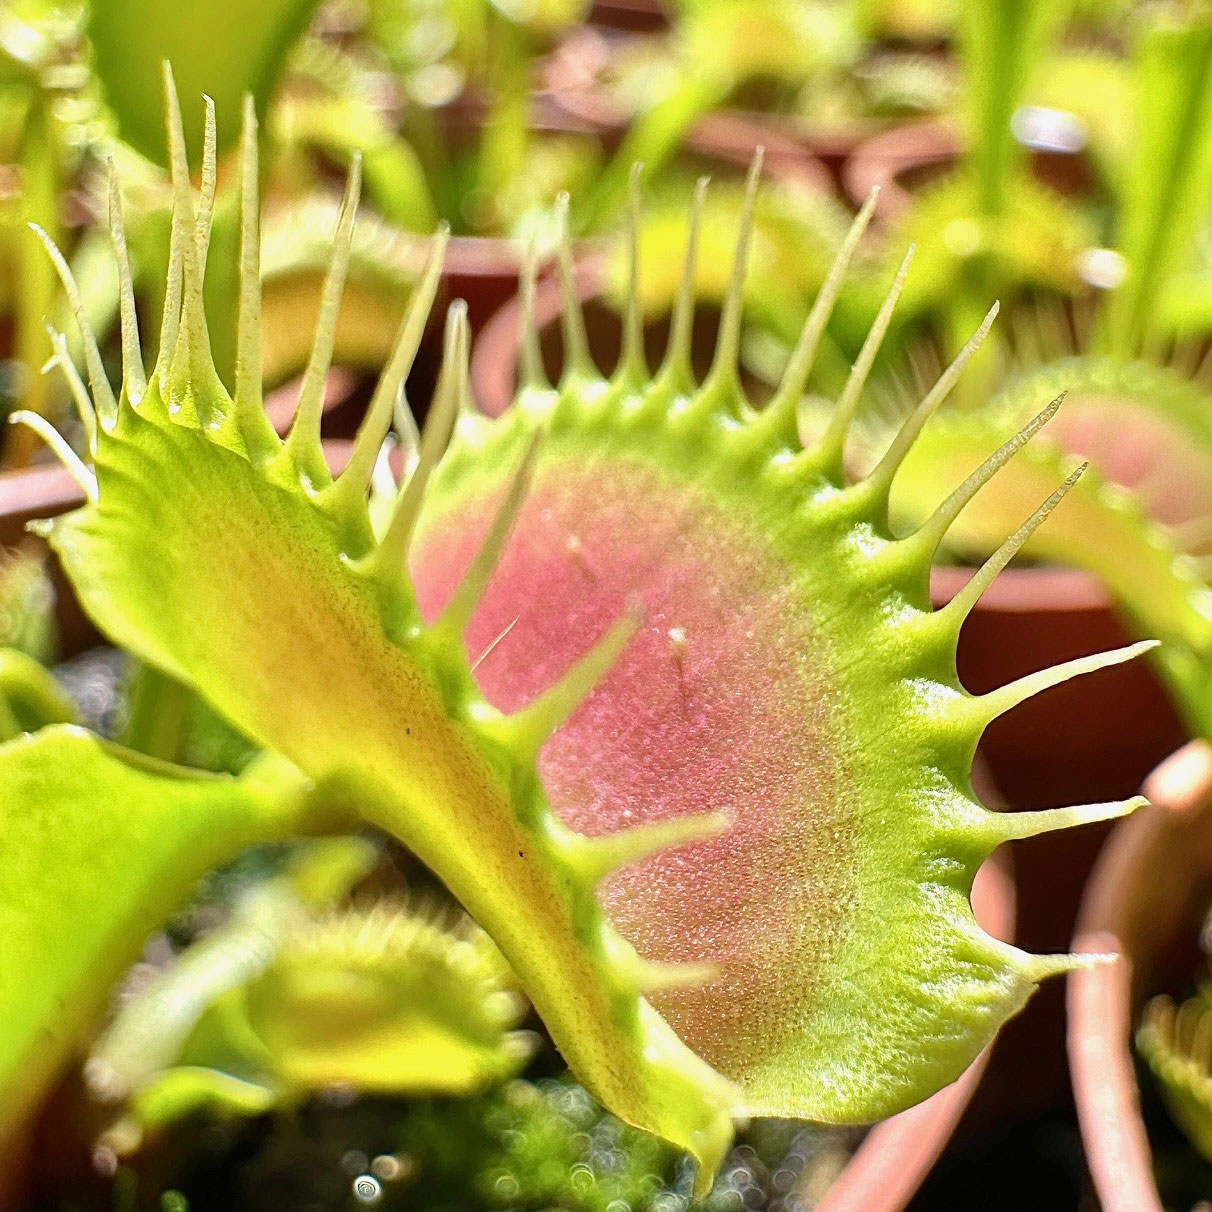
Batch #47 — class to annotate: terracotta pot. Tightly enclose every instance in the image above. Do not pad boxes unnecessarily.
[1069,740,1212,1212]
[843,117,1096,222]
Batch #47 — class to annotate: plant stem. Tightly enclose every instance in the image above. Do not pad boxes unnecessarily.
[121,660,193,761]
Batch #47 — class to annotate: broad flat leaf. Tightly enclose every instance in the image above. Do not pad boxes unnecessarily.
[0,727,335,1140]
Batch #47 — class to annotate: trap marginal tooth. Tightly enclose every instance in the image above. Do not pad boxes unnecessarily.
[935,463,1087,636]
[554,192,592,384]
[106,158,145,405]
[393,390,421,475]
[328,222,449,512]
[810,241,913,471]
[30,223,116,426]
[232,95,279,460]
[765,185,882,445]
[7,412,97,501]
[195,95,217,277]
[990,795,1146,843]
[862,301,1000,506]
[373,302,469,574]
[700,148,763,409]
[977,640,1158,725]
[43,323,96,454]
[656,175,708,395]
[162,63,212,394]
[617,162,646,388]
[433,433,542,642]
[286,154,363,484]
[910,392,1066,562]
[519,236,549,393]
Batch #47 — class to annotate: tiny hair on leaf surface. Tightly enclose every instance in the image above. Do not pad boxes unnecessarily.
[22,73,1149,1188]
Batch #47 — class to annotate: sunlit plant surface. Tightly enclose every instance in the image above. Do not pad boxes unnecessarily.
[0,58,1155,1203]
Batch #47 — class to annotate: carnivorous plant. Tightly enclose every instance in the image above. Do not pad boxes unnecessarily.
[1,75,1152,1192]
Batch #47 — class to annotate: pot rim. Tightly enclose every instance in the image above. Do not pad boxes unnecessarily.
[1068,740,1212,1212]
[841,117,959,220]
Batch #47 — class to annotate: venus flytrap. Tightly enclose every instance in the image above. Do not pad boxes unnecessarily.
[87,843,531,1156]
[7,71,1155,1191]
[863,9,1212,741]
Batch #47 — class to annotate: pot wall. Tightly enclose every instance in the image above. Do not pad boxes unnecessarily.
[1070,741,1212,1212]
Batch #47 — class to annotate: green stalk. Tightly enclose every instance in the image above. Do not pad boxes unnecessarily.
[958,0,1062,218]
[476,13,530,233]
[121,660,194,762]
[577,71,726,234]
[1106,12,1212,355]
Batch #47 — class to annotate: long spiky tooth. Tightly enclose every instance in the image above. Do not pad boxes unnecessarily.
[106,159,145,405]
[162,63,213,391]
[286,154,363,482]
[392,388,421,477]
[29,224,117,426]
[910,393,1065,560]
[232,95,277,456]
[486,601,641,759]
[976,640,1158,725]
[767,186,881,437]
[618,162,646,388]
[328,223,449,508]
[434,433,542,641]
[812,241,913,467]
[374,302,469,569]
[862,301,1000,502]
[937,464,1086,631]
[8,412,98,501]
[195,95,217,278]
[701,148,763,407]
[43,323,96,453]
[554,192,592,383]
[156,194,184,387]
[519,237,548,393]
[990,795,1146,843]
[568,810,730,885]
[1027,951,1111,981]
[657,176,708,394]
